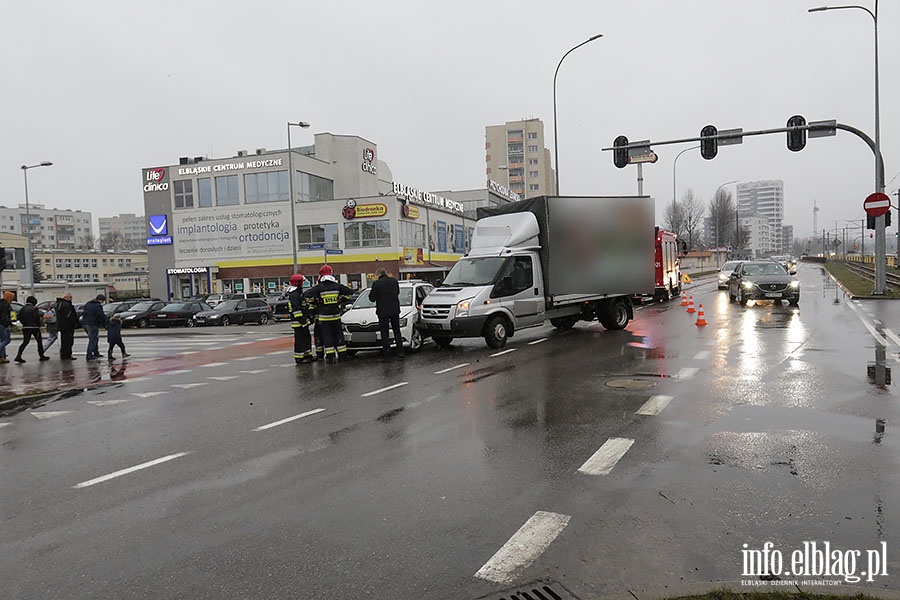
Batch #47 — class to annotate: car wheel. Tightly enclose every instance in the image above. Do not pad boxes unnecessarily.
[258,313,268,325]
[728,289,735,302]
[484,315,509,349]
[788,298,799,306]
[601,299,630,330]
[138,318,148,329]
[187,318,196,328]
[221,316,230,326]
[409,327,423,352]
[737,289,750,306]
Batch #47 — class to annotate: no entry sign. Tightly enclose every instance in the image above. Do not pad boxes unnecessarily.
[864,192,891,217]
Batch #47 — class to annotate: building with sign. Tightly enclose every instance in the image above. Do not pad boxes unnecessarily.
[485,118,557,199]
[143,132,484,300]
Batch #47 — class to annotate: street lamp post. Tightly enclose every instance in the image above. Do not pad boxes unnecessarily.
[714,180,738,265]
[809,2,884,291]
[20,161,53,297]
[552,33,602,195]
[287,121,311,275]
[672,145,700,235]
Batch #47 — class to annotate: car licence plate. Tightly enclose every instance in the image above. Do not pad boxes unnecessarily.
[422,322,444,331]
[764,292,782,298]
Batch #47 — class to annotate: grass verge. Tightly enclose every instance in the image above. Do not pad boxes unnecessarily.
[822,262,900,299]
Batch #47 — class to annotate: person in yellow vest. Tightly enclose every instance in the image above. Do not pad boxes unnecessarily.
[287,273,314,364]
[302,265,353,364]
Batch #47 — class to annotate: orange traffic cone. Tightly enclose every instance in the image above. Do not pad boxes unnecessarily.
[686,296,696,313]
[695,304,707,326]
[679,291,688,306]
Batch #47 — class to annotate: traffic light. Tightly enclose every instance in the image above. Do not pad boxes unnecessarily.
[0,246,6,271]
[700,125,718,160]
[786,115,807,152]
[887,210,892,227]
[867,212,891,229]
[613,135,629,169]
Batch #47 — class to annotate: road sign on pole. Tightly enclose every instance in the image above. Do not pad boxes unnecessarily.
[325,249,344,255]
[306,243,325,250]
[864,192,891,217]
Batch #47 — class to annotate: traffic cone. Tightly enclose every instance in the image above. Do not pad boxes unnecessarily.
[679,291,688,306]
[686,296,696,313]
[695,304,707,326]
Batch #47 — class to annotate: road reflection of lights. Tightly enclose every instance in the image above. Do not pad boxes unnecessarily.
[739,308,760,380]
[785,309,805,345]
[716,291,730,315]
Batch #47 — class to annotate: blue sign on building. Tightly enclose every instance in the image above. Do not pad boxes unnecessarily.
[146,236,173,246]
[148,215,168,236]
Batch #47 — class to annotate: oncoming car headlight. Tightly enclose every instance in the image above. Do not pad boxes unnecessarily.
[742,281,755,289]
[789,280,800,288]
[456,299,473,318]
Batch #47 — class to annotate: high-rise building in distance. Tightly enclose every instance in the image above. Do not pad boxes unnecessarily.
[736,180,784,254]
[485,118,557,199]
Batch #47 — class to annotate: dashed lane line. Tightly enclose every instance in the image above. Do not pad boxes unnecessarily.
[72,452,191,489]
[239,369,268,375]
[87,399,133,407]
[675,367,699,380]
[636,395,673,416]
[234,357,259,362]
[434,363,470,374]
[199,362,229,368]
[491,348,517,357]
[527,338,548,345]
[130,391,169,398]
[361,382,409,397]
[474,511,571,584]
[0,423,9,428]
[577,437,635,476]
[208,376,239,381]
[171,383,209,389]
[253,408,326,431]
[165,369,193,375]
[692,350,711,360]
[31,411,73,420]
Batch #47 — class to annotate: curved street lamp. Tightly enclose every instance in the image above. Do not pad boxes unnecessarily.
[552,34,603,195]
[287,121,311,274]
[21,161,53,297]
[671,145,700,233]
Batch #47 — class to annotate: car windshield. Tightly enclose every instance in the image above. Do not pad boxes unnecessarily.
[352,287,414,309]
[743,263,788,276]
[214,300,241,311]
[721,262,739,272]
[161,303,188,311]
[442,257,508,286]
[127,302,155,311]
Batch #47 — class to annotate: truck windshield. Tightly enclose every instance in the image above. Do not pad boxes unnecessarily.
[442,257,508,286]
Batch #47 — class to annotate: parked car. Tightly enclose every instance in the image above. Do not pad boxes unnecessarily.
[727,260,800,306]
[341,280,434,353]
[226,292,265,300]
[717,261,741,290]
[193,298,272,326]
[119,300,168,328]
[266,292,291,321]
[149,301,212,328]
[204,293,229,307]
[104,300,141,317]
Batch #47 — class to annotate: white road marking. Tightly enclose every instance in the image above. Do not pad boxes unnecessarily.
[31,411,72,420]
[165,369,193,375]
[675,367,699,380]
[578,437,635,476]
[265,351,282,356]
[527,338,548,345]
[361,382,409,397]
[171,383,209,389]
[491,348,517,357]
[275,363,297,367]
[235,357,259,361]
[883,328,900,349]
[239,369,268,375]
[474,511,571,584]
[72,452,191,489]
[199,362,229,368]
[636,395,673,416]
[87,399,133,407]
[874,319,883,325]
[123,377,150,383]
[692,350,711,360]
[253,408,326,431]
[208,376,239,381]
[847,303,889,346]
[130,391,169,398]
[0,422,9,428]
[434,363,470,374]
[176,351,199,356]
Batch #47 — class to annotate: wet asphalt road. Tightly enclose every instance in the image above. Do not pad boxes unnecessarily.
[2,263,900,599]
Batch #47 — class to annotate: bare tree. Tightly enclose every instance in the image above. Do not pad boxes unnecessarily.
[100,230,125,252]
[708,188,737,247]
[664,201,684,239]
[680,188,705,250]
[79,233,98,250]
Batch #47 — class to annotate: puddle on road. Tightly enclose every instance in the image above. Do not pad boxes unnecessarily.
[462,364,515,384]
[713,405,884,444]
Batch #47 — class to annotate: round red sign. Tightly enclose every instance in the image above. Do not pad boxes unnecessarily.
[864,192,891,217]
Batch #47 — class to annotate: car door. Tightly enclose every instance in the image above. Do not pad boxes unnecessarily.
[492,256,544,329]
[236,300,250,323]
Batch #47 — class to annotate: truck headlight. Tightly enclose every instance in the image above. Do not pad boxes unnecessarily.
[742,281,754,289]
[456,299,473,318]
[789,280,800,288]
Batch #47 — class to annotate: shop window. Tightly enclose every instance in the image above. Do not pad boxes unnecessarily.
[297,223,339,249]
[399,221,425,247]
[344,220,391,248]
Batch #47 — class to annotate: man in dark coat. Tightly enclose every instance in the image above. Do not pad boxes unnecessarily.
[55,293,79,360]
[368,268,404,360]
[14,296,49,363]
[81,294,107,361]
[287,274,313,364]
[0,291,12,363]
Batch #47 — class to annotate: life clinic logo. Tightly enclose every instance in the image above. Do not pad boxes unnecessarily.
[741,541,889,585]
[361,148,377,175]
[144,168,169,192]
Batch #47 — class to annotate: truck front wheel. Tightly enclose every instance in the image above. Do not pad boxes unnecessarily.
[600,299,630,330]
[484,315,510,349]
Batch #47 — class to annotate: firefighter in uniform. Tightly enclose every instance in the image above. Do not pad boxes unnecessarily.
[287,274,314,364]
[303,264,353,364]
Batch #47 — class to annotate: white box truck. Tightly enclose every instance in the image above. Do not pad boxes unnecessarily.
[419,195,654,349]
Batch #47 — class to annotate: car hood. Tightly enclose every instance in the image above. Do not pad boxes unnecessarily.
[746,275,793,285]
[120,310,151,318]
[342,306,414,324]
[195,310,225,318]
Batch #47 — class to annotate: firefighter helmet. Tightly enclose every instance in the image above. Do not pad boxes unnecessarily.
[289,274,304,286]
[319,264,333,277]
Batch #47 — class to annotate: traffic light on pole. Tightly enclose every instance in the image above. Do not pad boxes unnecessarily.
[786,115,807,152]
[700,125,718,160]
[613,135,629,169]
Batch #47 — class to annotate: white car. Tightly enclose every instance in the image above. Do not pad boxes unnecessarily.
[717,261,741,289]
[341,280,434,353]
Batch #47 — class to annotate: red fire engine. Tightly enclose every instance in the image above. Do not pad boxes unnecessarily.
[654,227,683,301]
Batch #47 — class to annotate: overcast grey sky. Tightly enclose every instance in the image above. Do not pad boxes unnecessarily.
[3,1,898,242]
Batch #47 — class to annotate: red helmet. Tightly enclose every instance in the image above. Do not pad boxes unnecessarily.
[319,264,333,277]
[289,274,304,286]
